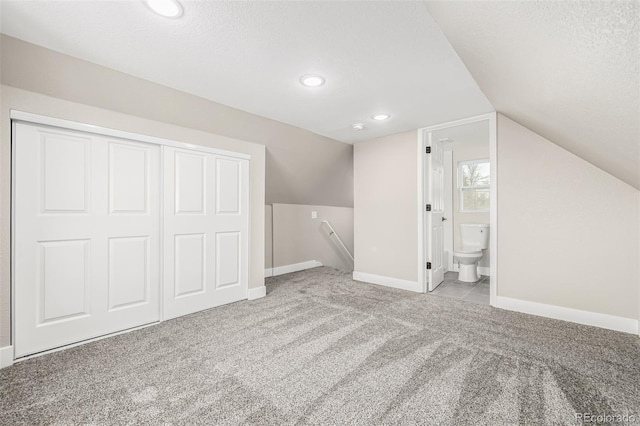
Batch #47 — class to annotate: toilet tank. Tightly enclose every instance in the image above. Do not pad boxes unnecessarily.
[459,224,490,250]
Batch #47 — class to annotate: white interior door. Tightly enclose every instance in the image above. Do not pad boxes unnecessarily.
[426,132,445,291]
[14,123,160,357]
[163,147,249,320]
[443,151,454,271]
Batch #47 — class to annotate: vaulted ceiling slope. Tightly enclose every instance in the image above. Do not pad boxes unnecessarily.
[425,1,640,190]
[0,1,492,144]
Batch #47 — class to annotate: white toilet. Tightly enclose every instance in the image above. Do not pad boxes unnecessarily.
[454,224,490,283]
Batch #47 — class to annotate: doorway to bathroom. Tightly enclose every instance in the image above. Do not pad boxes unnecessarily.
[417,113,497,306]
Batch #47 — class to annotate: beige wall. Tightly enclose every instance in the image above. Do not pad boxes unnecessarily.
[0,35,353,208]
[0,85,266,347]
[271,204,354,271]
[353,116,639,324]
[354,131,418,282]
[497,114,639,319]
[452,143,490,268]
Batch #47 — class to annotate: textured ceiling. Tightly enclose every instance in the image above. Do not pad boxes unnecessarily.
[0,0,493,144]
[425,1,640,189]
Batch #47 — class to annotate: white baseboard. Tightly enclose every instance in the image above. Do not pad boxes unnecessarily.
[271,260,322,277]
[495,296,639,335]
[264,268,273,278]
[353,271,422,293]
[0,346,14,369]
[450,264,490,277]
[248,286,266,300]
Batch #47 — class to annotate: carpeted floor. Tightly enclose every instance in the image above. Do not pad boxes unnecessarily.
[1,267,639,425]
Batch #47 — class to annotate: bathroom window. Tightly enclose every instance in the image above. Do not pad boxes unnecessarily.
[458,159,490,212]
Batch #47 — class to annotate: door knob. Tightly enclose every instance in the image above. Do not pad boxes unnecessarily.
[442,217,447,221]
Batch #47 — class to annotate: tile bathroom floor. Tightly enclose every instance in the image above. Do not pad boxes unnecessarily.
[429,271,490,305]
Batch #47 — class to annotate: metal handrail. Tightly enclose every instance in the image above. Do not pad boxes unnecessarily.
[320,220,354,263]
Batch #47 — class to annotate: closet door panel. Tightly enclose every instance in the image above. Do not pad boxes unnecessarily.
[215,231,240,288]
[163,147,248,320]
[108,142,150,214]
[40,131,90,213]
[14,123,160,358]
[174,233,207,298]
[38,239,91,324]
[174,151,207,215]
[108,236,149,311]
[215,158,241,215]
[100,137,160,331]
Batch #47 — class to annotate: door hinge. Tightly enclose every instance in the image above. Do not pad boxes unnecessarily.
[426,146,431,154]
[425,204,431,212]
[426,262,432,270]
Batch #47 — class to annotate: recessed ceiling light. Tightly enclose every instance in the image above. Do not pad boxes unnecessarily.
[371,113,390,121]
[352,123,364,131]
[300,74,325,87]
[145,0,183,18]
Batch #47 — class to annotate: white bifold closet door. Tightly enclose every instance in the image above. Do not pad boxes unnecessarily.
[162,147,249,320]
[14,123,160,357]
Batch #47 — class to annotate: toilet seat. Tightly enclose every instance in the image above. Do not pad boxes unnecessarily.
[453,249,482,258]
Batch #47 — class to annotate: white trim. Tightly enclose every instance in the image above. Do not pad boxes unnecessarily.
[416,129,426,293]
[418,113,496,133]
[264,268,274,278]
[159,146,165,331]
[0,346,14,369]
[443,152,454,274]
[247,286,266,300]
[10,121,17,368]
[14,322,158,362]
[272,260,322,277]
[495,296,639,335]
[488,112,498,306]
[10,110,251,160]
[450,264,490,277]
[353,271,422,293]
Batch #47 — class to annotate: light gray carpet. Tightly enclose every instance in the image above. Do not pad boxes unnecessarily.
[1,267,639,425]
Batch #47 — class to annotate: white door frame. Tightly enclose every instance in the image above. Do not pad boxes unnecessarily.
[10,110,252,361]
[417,113,497,305]
[442,151,454,272]
[424,133,446,291]
[9,111,251,160]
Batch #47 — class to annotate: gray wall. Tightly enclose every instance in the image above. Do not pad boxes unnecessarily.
[354,131,418,282]
[496,114,639,319]
[0,35,354,208]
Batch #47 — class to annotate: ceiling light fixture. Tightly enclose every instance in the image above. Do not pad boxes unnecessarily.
[300,74,325,87]
[371,113,390,121]
[145,0,183,18]
[352,123,364,131]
